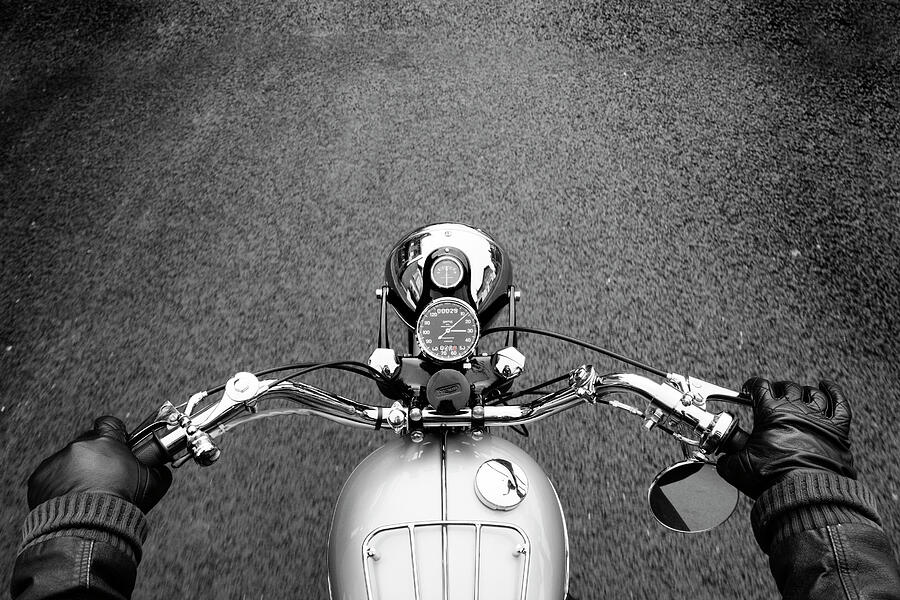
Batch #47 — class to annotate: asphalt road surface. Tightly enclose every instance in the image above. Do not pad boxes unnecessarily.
[2,1,899,598]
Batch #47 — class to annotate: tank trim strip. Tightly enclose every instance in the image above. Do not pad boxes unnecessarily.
[440,432,448,600]
[440,432,448,520]
[474,524,482,600]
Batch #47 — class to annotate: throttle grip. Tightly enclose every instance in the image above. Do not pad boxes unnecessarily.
[131,432,171,467]
[719,425,750,454]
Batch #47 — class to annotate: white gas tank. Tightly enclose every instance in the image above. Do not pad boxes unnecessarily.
[328,432,569,599]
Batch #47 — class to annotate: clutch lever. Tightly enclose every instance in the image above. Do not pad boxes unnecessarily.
[586,370,750,455]
[665,373,751,408]
[664,373,752,454]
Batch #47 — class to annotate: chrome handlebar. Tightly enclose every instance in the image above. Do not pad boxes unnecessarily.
[129,366,748,468]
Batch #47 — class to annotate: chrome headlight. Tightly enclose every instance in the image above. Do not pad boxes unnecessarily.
[384,223,513,328]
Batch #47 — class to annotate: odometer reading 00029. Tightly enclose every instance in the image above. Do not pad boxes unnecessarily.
[416,298,480,363]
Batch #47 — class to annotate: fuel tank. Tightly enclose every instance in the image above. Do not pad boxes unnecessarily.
[327,432,569,600]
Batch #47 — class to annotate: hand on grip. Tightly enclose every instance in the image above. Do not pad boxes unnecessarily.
[130,431,172,468]
[716,377,855,499]
[719,425,750,454]
[27,416,172,513]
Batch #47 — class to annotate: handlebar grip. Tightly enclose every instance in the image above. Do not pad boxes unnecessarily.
[131,432,171,467]
[719,424,750,454]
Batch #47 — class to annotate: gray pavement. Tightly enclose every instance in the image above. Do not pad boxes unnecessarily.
[2,1,899,598]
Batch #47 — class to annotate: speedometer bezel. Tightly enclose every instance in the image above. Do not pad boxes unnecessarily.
[415,297,481,363]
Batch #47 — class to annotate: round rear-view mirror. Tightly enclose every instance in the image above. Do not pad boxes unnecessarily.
[648,460,738,533]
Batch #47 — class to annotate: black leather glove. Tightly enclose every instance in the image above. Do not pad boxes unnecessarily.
[716,377,855,499]
[27,416,172,513]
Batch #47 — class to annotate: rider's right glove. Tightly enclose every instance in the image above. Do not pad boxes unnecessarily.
[716,376,855,500]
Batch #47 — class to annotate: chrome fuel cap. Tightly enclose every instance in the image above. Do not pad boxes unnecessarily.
[474,459,529,511]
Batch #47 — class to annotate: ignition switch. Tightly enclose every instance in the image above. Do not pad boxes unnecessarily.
[491,347,526,379]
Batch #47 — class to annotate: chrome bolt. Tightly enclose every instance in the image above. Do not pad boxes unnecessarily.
[233,377,249,393]
[365,547,380,561]
[471,428,484,441]
[409,407,423,422]
[513,545,527,557]
[375,287,383,299]
[410,430,425,443]
[387,410,404,428]
[643,409,663,431]
[472,405,485,419]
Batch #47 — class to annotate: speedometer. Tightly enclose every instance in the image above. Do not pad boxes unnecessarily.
[416,298,480,363]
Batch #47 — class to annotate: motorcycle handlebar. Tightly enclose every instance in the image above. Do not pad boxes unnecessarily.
[132,432,170,468]
[128,367,750,467]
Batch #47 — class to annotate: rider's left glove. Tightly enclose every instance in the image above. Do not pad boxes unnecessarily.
[27,415,172,514]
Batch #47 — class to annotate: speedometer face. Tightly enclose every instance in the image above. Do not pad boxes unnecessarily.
[416,298,480,363]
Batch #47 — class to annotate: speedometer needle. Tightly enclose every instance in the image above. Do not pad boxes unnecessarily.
[438,315,467,339]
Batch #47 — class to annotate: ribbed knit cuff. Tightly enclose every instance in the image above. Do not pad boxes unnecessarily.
[750,471,882,554]
[19,493,149,563]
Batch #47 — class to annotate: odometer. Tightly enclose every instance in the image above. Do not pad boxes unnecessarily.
[416,298,480,363]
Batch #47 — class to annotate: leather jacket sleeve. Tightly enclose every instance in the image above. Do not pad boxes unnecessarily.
[10,492,148,600]
[751,471,900,599]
